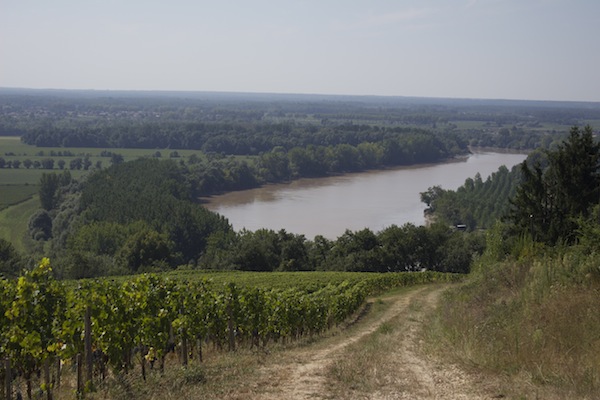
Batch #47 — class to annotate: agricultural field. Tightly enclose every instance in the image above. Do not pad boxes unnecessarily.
[0,196,39,253]
[0,185,38,210]
[0,261,460,399]
[0,137,211,184]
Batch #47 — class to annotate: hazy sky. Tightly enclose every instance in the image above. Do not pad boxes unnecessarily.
[1,0,599,101]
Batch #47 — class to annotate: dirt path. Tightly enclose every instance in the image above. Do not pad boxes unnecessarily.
[241,284,502,400]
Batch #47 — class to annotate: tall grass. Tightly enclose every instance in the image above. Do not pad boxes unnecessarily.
[428,236,600,396]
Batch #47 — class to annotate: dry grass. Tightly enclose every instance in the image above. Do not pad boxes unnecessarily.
[32,296,384,400]
[325,289,429,399]
[426,249,600,399]
[38,347,266,400]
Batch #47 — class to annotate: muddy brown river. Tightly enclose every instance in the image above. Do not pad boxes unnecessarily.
[204,151,527,239]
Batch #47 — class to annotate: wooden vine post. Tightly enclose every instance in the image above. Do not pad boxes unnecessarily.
[84,306,93,389]
[76,354,83,398]
[4,358,12,400]
[43,358,52,400]
[227,302,235,352]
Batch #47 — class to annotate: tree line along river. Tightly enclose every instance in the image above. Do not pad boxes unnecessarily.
[204,150,528,239]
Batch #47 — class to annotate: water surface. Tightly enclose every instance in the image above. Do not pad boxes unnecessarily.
[204,151,527,239]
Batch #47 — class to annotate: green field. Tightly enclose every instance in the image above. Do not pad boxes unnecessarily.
[162,270,390,289]
[1,136,204,159]
[0,195,39,252]
[0,184,38,210]
[0,137,256,187]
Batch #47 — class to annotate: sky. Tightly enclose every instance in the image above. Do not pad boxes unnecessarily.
[1,0,599,102]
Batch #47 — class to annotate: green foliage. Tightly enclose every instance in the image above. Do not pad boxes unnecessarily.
[1,258,66,386]
[1,263,460,385]
[228,229,310,272]
[508,126,600,244]
[65,158,232,274]
[38,172,60,210]
[202,223,481,275]
[28,209,52,241]
[117,227,174,273]
[38,170,72,211]
[0,238,24,278]
[422,163,522,230]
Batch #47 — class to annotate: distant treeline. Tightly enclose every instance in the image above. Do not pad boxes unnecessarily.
[2,89,597,152]
[16,120,453,154]
[10,120,562,152]
[189,131,466,193]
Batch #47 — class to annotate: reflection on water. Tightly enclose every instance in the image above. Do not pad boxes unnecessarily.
[204,151,528,239]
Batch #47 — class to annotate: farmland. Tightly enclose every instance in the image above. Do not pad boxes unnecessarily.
[0,260,460,399]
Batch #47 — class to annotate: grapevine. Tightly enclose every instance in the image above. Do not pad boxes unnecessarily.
[0,260,461,398]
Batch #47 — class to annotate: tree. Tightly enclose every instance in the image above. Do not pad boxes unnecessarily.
[28,209,53,240]
[232,229,280,271]
[57,159,65,169]
[110,153,124,165]
[39,172,60,210]
[508,160,549,241]
[23,159,32,169]
[277,230,310,271]
[257,148,290,182]
[41,158,54,169]
[69,157,82,170]
[83,155,92,170]
[117,227,173,272]
[547,126,600,225]
[0,238,23,278]
[507,126,600,244]
[12,159,20,169]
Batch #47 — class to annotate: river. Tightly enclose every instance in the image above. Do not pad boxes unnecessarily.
[203,151,528,239]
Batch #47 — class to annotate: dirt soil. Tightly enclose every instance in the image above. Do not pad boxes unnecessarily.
[223,285,521,400]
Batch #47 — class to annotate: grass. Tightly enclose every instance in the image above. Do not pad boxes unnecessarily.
[0,184,38,209]
[0,137,201,159]
[0,195,39,252]
[425,247,600,399]
[325,286,419,398]
[0,168,90,185]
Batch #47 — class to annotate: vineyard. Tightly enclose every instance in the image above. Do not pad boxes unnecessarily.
[0,259,460,399]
